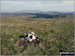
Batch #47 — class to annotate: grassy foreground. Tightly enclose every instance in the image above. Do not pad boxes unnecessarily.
[1,16,74,55]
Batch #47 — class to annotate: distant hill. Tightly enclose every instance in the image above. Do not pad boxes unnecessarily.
[1,10,74,15]
[16,10,43,13]
[1,10,74,18]
[16,10,75,15]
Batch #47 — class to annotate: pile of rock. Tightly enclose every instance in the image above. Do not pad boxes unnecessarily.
[24,32,36,42]
[18,32,40,46]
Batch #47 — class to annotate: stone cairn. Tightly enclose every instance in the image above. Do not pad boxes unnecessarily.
[18,31,40,46]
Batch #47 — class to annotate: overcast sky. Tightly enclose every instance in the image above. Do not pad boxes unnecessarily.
[1,1,74,12]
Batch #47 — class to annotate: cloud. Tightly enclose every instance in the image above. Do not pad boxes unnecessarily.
[1,1,74,12]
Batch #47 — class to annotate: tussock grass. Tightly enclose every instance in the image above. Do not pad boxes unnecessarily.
[1,16,74,55]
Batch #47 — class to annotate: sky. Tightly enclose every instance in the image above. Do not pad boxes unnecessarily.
[1,0,75,12]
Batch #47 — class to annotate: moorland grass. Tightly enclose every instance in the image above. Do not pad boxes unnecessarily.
[1,16,74,55]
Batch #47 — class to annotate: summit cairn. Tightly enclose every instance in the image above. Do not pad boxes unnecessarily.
[24,31,36,42]
[18,31,40,46]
